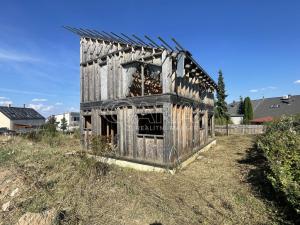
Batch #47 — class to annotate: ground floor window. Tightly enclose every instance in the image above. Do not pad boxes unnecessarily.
[199,113,204,129]
[101,115,118,144]
[138,113,163,135]
[84,115,92,130]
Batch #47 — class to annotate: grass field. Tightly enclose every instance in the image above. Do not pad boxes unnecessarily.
[0,135,288,224]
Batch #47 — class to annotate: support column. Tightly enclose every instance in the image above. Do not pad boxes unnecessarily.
[141,64,145,96]
[163,103,173,164]
[162,50,173,93]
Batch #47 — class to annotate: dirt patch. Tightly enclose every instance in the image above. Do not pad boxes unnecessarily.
[16,208,56,225]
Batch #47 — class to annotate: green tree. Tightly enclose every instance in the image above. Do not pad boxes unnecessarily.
[238,96,244,115]
[44,115,58,135]
[60,116,68,133]
[215,70,229,124]
[243,97,253,124]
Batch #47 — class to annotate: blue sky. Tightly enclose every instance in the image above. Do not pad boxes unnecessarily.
[0,0,299,116]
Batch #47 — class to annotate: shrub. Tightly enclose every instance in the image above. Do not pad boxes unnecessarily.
[79,155,110,178]
[215,117,232,125]
[257,116,300,215]
[25,130,43,142]
[90,135,114,157]
[73,128,81,140]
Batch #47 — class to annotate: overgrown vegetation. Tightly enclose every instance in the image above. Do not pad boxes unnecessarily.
[90,135,114,157]
[0,135,281,224]
[24,116,63,147]
[257,115,300,217]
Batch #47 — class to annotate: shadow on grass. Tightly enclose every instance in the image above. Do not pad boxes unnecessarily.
[237,145,298,224]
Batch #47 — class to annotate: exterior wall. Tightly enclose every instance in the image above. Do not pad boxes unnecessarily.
[231,116,243,125]
[0,112,12,129]
[81,99,214,167]
[12,119,45,128]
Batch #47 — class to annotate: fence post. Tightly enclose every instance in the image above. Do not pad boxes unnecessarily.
[226,123,229,136]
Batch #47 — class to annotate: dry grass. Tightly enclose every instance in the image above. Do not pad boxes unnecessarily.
[0,135,282,225]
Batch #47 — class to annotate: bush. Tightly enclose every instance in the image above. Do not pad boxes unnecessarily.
[73,128,81,140]
[215,117,233,125]
[257,115,300,215]
[25,130,43,142]
[23,126,62,147]
[90,135,114,157]
[79,155,110,178]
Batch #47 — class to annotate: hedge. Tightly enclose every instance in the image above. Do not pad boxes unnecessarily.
[257,116,300,215]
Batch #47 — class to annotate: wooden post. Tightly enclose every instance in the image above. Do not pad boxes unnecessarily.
[141,64,145,96]
[226,122,229,136]
[111,126,114,144]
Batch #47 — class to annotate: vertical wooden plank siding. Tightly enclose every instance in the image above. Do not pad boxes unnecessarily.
[79,38,216,166]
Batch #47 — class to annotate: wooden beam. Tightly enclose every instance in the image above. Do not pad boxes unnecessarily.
[141,64,145,96]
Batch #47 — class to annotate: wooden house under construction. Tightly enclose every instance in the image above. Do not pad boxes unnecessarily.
[66,27,217,169]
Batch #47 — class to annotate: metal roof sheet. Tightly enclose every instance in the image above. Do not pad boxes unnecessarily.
[0,106,45,120]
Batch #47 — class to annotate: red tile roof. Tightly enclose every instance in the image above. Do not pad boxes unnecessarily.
[251,116,273,123]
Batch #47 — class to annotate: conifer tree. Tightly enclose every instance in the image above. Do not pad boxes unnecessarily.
[215,70,229,124]
[238,96,244,115]
[243,97,253,124]
[60,117,68,133]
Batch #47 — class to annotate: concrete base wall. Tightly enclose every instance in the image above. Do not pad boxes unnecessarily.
[88,139,216,174]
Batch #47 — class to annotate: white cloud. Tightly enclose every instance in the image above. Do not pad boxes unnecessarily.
[28,103,54,112]
[0,100,13,106]
[250,86,277,93]
[294,80,300,84]
[249,89,258,93]
[0,96,8,100]
[28,103,43,110]
[266,86,277,90]
[32,98,48,102]
[68,107,79,112]
[0,48,40,63]
[55,102,63,105]
[261,86,277,91]
[0,88,56,97]
[41,105,54,112]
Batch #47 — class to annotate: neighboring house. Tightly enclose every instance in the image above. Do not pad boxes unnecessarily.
[230,114,244,125]
[227,101,244,125]
[67,27,217,168]
[228,95,300,124]
[54,112,80,131]
[0,105,45,132]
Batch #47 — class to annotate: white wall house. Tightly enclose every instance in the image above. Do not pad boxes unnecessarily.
[230,115,244,125]
[0,106,45,132]
[54,112,80,131]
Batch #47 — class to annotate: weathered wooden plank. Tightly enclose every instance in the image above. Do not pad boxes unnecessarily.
[163,103,172,163]
[162,50,172,94]
[100,64,108,100]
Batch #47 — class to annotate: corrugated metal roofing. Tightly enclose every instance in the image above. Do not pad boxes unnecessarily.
[0,106,45,120]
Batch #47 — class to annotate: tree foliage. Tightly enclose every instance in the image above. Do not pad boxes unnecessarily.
[44,115,58,135]
[243,97,253,124]
[238,96,244,115]
[215,70,229,124]
[60,116,68,133]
